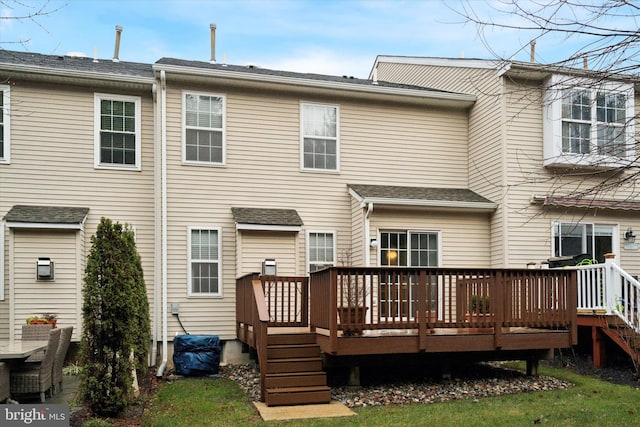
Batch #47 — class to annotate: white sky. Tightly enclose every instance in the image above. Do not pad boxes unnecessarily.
[0,0,624,78]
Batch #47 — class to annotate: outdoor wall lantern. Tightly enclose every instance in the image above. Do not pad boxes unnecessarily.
[625,228,636,243]
[370,238,379,248]
[36,257,55,281]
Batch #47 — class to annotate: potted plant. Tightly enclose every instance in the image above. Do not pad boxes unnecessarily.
[336,248,369,336]
[26,313,57,327]
[466,295,490,322]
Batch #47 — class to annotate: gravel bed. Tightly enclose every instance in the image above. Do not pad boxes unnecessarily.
[219,361,572,408]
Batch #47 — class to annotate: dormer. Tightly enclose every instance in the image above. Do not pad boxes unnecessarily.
[543,74,635,169]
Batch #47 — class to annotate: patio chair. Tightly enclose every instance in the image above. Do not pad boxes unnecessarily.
[52,326,73,394]
[22,324,54,362]
[10,328,61,402]
[0,362,9,402]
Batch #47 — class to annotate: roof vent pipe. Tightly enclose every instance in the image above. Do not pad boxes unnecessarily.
[583,54,588,69]
[113,25,123,63]
[210,23,216,64]
[529,40,536,62]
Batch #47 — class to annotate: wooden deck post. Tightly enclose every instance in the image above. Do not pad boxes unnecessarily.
[592,325,607,367]
[526,358,539,376]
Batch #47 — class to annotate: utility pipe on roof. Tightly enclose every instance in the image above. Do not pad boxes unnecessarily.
[113,25,123,63]
[156,70,168,377]
[210,23,216,64]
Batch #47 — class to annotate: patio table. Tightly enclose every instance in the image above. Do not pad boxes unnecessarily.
[0,340,48,360]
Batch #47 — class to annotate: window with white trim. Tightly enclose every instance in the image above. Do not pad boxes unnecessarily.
[544,76,634,168]
[552,222,614,264]
[301,103,338,171]
[380,231,439,267]
[379,230,440,319]
[0,224,4,300]
[0,85,10,164]
[188,228,221,296]
[94,93,141,169]
[308,232,335,272]
[183,92,225,164]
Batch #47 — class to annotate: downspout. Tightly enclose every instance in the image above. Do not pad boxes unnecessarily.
[150,81,158,367]
[156,70,168,377]
[364,202,374,267]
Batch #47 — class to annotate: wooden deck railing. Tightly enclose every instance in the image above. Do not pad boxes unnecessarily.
[309,267,577,352]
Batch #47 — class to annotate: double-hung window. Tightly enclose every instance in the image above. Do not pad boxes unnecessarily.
[183,92,225,165]
[308,231,335,272]
[0,85,10,164]
[544,76,634,168]
[188,228,221,296]
[94,93,141,169]
[301,103,338,171]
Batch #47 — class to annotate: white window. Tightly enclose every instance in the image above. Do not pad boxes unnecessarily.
[183,92,225,165]
[301,103,338,171]
[552,222,615,263]
[0,85,10,164]
[380,230,440,267]
[379,230,440,319]
[94,93,141,170]
[307,231,335,272]
[0,224,4,300]
[544,76,634,168]
[188,228,221,296]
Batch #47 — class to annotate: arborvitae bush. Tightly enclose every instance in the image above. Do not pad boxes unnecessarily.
[79,217,151,417]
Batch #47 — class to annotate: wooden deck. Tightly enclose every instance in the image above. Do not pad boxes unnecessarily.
[236,267,578,405]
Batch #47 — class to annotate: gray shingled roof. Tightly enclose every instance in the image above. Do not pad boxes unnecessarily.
[348,184,495,204]
[4,205,89,225]
[231,207,303,227]
[0,49,153,79]
[156,57,459,94]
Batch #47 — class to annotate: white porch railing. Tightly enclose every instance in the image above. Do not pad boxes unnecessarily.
[575,257,640,333]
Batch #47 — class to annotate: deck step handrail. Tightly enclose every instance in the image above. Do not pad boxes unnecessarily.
[575,258,640,335]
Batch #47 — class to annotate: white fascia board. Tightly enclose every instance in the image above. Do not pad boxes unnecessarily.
[236,223,302,232]
[0,63,155,85]
[154,64,476,107]
[356,197,497,212]
[5,222,83,230]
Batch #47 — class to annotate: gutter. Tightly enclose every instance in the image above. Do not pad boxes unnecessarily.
[156,70,168,377]
[0,63,154,85]
[152,64,476,108]
[364,203,374,267]
[151,80,158,367]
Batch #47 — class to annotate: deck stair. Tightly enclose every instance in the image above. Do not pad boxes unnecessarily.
[264,333,331,406]
[598,315,640,368]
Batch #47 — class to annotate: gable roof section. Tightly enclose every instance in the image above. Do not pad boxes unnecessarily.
[348,184,497,212]
[154,58,476,109]
[4,205,90,229]
[231,207,303,232]
[0,49,154,88]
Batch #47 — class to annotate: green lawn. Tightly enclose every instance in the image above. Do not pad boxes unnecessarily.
[140,365,639,427]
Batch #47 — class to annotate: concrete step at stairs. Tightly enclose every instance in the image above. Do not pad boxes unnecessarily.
[264,334,331,407]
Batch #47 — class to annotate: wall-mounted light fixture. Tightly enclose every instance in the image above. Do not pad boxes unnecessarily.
[370,238,378,248]
[625,228,636,243]
[36,257,54,281]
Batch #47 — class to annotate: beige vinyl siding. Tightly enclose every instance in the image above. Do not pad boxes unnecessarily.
[376,61,506,266]
[502,78,640,268]
[0,225,7,338]
[164,83,472,339]
[0,81,157,338]
[236,231,299,277]
[11,230,79,338]
[350,197,365,266]
[369,208,491,268]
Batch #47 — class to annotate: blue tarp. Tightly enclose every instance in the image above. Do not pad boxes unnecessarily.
[173,335,221,376]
